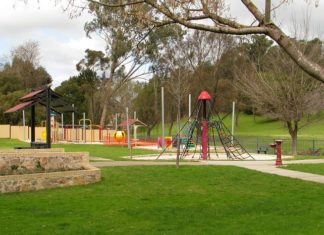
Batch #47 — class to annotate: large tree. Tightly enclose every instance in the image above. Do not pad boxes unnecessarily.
[83,3,154,126]
[0,41,52,124]
[234,38,324,155]
[79,0,324,83]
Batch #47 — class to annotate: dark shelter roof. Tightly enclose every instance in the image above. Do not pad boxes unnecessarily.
[5,86,75,114]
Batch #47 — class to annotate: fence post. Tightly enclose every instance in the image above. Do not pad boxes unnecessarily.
[256,137,259,153]
[312,139,315,153]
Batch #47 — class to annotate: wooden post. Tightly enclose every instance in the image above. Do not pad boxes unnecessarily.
[72,104,75,142]
[22,110,26,141]
[46,87,51,148]
[31,105,35,144]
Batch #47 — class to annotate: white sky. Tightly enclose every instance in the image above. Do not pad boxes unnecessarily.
[0,0,323,87]
[0,0,105,87]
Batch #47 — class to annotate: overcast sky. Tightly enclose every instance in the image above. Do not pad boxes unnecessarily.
[0,0,323,87]
[0,0,105,87]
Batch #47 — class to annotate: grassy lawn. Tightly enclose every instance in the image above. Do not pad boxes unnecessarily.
[1,166,324,234]
[0,138,29,149]
[283,163,324,176]
[0,139,157,161]
[287,155,324,160]
[54,144,157,161]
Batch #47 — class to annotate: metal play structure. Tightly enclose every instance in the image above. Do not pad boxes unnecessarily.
[157,91,254,160]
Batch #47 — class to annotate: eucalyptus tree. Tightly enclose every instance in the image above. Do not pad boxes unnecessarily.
[77,0,324,84]
[84,2,152,126]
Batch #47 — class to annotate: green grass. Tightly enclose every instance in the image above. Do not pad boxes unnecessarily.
[287,155,324,160]
[1,166,324,234]
[54,143,157,161]
[283,163,324,176]
[0,138,29,149]
[0,139,157,161]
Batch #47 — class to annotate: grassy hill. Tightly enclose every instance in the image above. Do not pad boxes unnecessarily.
[142,113,324,155]
[147,113,324,140]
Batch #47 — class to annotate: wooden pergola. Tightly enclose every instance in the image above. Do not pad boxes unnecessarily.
[5,85,75,148]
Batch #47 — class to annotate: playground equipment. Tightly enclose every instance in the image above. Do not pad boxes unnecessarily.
[104,117,155,147]
[157,91,254,160]
[158,136,172,149]
[62,124,107,143]
[39,115,108,143]
[114,131,126,142]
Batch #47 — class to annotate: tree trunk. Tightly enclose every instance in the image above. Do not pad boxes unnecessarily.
[287,120,298,156]
[146,127,151,139]
[252,106,256,123]
[91,94,95,123]
[99,99,109,127]
[168,120,174,136]
[99,60,117,127]
[291,133,297,156]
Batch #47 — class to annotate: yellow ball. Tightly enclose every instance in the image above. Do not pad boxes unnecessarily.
[114,131,125,142]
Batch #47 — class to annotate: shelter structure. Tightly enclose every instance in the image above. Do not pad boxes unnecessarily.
[5,85,75,148]
[118,118,147,140]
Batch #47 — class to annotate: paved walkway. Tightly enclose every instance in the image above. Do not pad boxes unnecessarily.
[92,159,324,184]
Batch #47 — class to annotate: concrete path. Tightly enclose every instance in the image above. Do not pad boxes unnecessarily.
[90,157,112,161]
[92,159,324,184]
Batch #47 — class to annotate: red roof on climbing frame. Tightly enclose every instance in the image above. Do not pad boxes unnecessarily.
[198,91,211,100]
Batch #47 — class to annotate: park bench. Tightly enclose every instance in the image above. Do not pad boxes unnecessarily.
[257,146,268,154]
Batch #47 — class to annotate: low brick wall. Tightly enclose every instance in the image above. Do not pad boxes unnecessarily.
[0,148,65,154]
[0,149,101,193]
[0,165,100,193]
[0,152,89,175]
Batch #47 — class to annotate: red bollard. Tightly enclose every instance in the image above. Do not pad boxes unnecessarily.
[270,140,283,166]
[275,140,283,166]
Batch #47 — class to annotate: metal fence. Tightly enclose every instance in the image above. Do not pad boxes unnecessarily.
[136,133,324,156]
[235,136,324,155]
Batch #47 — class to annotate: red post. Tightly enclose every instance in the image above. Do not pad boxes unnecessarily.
[198,91,211,160]
[202,120,208,160]
[275,140,283,166]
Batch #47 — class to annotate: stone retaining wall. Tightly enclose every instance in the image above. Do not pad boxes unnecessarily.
[0,148,65,154]
[0,152,89,175]
[0,165,100,193]
[0,149,101,193]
